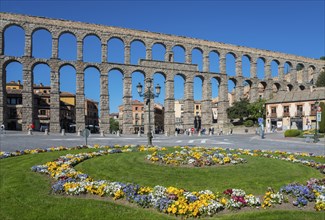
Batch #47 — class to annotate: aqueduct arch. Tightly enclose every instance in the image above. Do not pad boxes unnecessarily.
[0,13,324,134]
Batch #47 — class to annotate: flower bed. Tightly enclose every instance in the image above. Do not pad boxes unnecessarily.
[146,147,247,167]
[27,145,325,217]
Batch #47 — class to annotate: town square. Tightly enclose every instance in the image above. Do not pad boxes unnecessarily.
[0,0,324,219]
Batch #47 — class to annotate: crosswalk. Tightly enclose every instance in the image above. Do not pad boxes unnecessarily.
[175,139,231,145]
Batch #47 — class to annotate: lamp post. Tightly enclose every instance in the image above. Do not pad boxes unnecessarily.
[136,78,161,146]
[314,101,319,143]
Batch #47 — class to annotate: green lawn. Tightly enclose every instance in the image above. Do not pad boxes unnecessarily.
[0,148,324,220]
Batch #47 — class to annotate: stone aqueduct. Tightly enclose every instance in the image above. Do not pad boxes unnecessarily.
[0,13,324,134]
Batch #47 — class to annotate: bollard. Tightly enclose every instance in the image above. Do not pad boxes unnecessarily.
[198,132,201,136]
[61,129,65,136]
[165,131,168,136]
[209,131,212,136]
[138,130,141,137]
[44,129,49,135]
[77,130,81,136]
[175,131,178,136]
[28,129,33,135]
[117,130,120,136]
[101,130,104,137]
[189,132,192,136]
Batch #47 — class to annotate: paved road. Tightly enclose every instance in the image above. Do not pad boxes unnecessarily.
[0,131,324,155]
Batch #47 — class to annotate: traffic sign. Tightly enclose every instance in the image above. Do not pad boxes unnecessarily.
[317,112,322,122]
[317,106,322,112]
[258,118,264,124]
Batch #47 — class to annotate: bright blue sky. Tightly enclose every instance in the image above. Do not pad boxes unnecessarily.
[2,0,324,113]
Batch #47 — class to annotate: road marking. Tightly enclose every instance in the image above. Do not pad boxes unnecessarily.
[201,139,207,143]
[188,140,194,143]
[176,140,182,143]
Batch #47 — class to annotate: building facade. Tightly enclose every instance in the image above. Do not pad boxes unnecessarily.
[5,81,98,132]
[265,87,325,131]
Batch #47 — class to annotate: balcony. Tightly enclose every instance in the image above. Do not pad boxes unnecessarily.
[270,113,277,118]
[310,110,317,116]
[295,111,304,117]
[283,112,290,117]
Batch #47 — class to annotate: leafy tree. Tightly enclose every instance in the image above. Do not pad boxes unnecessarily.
[247,99,266,123]
[226,98,250,122]
[316,70,325,87]
[109,118,119,132]
[319,102,325,133]
[320,56,325,60]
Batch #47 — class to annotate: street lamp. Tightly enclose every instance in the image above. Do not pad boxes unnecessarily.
[136,78,161,146]
[314,101,319,143]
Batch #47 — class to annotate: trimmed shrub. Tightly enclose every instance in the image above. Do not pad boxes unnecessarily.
[243,120,254,127]
[284,129,302,137]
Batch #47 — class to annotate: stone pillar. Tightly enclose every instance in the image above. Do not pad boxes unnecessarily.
[235,78,244,102]
[201,79,212,129]
[218,75,229,125]
[164,77,175,135]
[24,34,32,57]
[21,68,33,132]
[100,73,110,134]
[251,59,257,78]
[122,75,133,134]
[50,69,60,133]
[0,58,6,127]
[165,45,173,62]
[51,37,58,59]
[146,48,152,60]
[124,43,131,64]
[290,64,297,83]
[265,60,271,79]
[301,67,308,83]
[183,79,194,130]
[250,80,259,102]
[0,30,3,55]
[264,80,273,99]
[203,51,209,72]
[278,65,284,80]
[76,71,85,132]
[235,57,242,77]
[185,50,192,64]
[77,40,83,61]
[101,43,107,62]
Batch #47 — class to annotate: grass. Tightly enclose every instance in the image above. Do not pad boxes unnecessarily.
[77,151,324,195]
[1,148,324,220]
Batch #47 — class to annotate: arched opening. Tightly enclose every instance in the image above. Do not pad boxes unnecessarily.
[308,65,316,84]
[58,32,77,60]
[174,74,185,130]
[299,85,306,90]
[209,51,220,73]
[172,45,185,63]
[5,61,23,130]
[296,63,305,83]
[32,29,52,59]
[287,84,293,91]
[243,80,252,100]
[32,63,51,131]
[242,55,251,78]
[4,25,25,56]
[131,40,146,65]
[108,69,123,114]
[59,65,76,133]
[257,57,265,80]
[153,73,165,105]
[108,37,124,63]
[152,43,166,61]
[258,82,267,99]
[272,83,281,94]
[271,60,279,78]
[194,76,203,102]
[192,48,203,72]
[226,53,236,77]
[84,67,100,133]
[83,35,101,63]
[284,62,292,79]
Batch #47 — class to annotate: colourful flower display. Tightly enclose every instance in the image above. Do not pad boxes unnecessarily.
[146,147,247,167]
[27,144,325,217]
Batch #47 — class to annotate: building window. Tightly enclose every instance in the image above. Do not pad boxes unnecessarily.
[271,107,276,113]
[135,107,138,111]
[196,105,199,110]
[39,110,46,115]
[181,105,184,111]
[9,109,17,118]
[296,105,303,116]
[135,113,138,119]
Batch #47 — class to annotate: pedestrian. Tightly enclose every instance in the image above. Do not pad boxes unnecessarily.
[230,128,233,135]
[212,127,214,135]
[0,123,5,134]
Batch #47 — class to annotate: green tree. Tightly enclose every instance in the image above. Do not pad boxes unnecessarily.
[316,70,325,87]
[109,118,119,132]
[319,102,325,133]
[247,99,266,123]
[320,56,325,60]
[226,98,250,123]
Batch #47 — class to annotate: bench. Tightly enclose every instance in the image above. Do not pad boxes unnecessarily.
[303,134,316,143]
